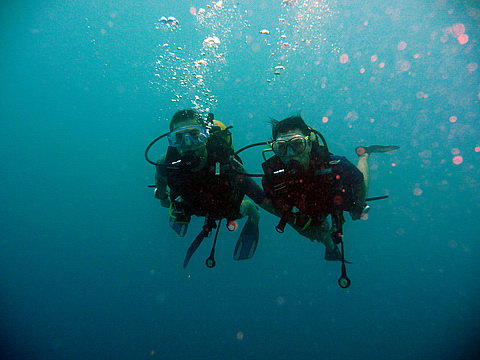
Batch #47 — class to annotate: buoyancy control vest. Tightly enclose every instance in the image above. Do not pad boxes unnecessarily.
[262,143,356,230]
[165,129,244,221]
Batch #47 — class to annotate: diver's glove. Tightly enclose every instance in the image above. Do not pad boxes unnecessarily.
[349,203,370,220]
[160,197,171,208]
[154,188,171,208]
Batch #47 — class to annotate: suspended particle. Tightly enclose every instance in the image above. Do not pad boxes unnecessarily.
[274,65,285,75]
[203,36,221,48]
[452,155,463,165]
[339,54,349,64]
[457,34,469,44]
[413,187,423,196]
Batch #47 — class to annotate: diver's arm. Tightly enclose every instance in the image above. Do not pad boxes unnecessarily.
[356,154,369,194]
[338,157,367,220]
[350,181,367,219]
[155,157,170,208]
[155,174,170,208]
[235,164,279,217]
[257,197,279,217]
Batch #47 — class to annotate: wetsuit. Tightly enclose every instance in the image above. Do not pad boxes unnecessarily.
[262,144,364,232]
[156,152,265,222]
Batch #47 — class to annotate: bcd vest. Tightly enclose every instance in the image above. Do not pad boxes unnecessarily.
[165,135,244,221]
[262,145,355,227]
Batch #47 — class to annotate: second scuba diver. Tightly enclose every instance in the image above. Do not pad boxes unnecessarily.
[146,109,274,268]
[260,116,399,266]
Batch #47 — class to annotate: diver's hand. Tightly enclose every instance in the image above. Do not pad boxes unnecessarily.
[349,210,361,220]
[154,187,170,208]
[349,204,369,220]
[160,196,171,208]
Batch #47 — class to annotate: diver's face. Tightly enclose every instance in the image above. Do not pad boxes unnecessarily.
[274,129,312,168]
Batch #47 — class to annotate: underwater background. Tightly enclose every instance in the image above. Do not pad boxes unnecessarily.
[1,0,479,359]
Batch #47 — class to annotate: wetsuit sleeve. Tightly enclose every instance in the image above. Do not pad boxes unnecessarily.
[155,155,169,201]
[330,155,365,215]
[155,156,167,182]
[233,162,266,205]
[331,155,364,186]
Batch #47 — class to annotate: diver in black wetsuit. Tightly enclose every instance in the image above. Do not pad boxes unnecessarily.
[262,116,399,261]
[150,109,274,267]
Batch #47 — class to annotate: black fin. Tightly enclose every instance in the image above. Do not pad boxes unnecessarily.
[183,230,208,268]
[233,218,259,260]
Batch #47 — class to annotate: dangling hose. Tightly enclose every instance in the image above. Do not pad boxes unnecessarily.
[234,142,270,157]
[206,219,222,268]
[145,133,169,165]
[338,240,351,289]
[331,211,351,289]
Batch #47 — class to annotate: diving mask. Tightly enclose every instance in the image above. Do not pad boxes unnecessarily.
[271,135,309,157]
[168,125,209,149]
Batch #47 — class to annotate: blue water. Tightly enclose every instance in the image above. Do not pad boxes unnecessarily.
[1,1,479,359]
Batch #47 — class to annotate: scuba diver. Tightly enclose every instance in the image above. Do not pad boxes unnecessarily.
[235,115,398,288]
[145,109,273,269]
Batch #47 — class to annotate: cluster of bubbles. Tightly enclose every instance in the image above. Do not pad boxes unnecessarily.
[259,0,336,81]
[153,13,216,113]
[153,1,248,114]
[194,1,249,48]
[154,1,339,101]
[154,43,217,113]
[188,0,250,111]
[155,16,180,31]
[192,1,249,72]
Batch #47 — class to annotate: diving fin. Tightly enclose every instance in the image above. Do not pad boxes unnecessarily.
[356,145,400,156]
[183,229,208,268]
[169,218,188,237]
[233,218,259,261]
